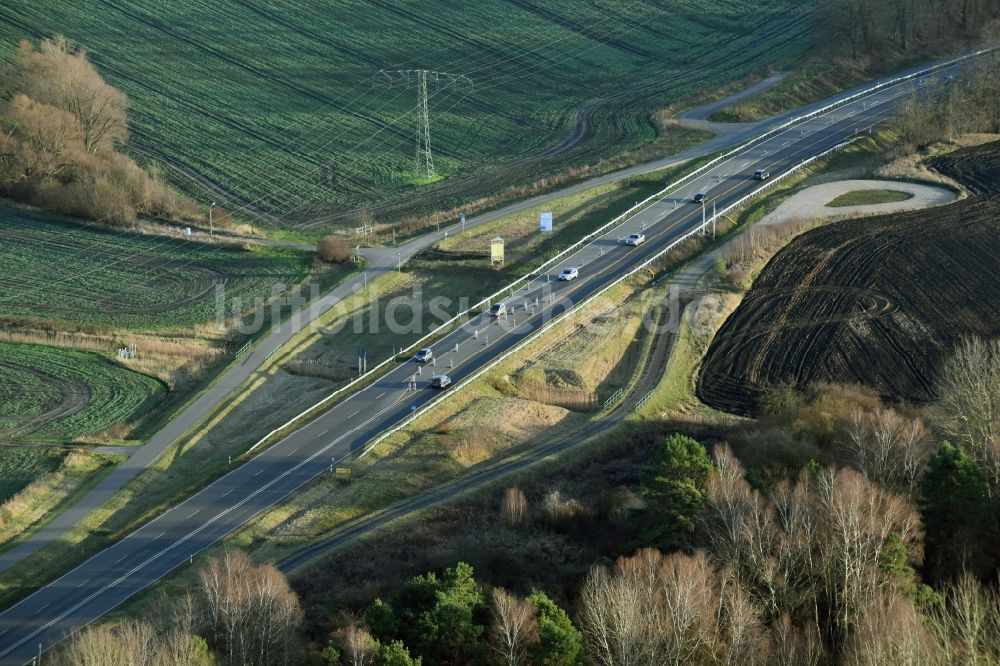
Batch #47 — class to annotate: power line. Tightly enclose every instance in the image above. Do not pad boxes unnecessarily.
[378,69,473,179]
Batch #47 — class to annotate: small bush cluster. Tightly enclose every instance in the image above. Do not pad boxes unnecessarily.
[316,235,353,263]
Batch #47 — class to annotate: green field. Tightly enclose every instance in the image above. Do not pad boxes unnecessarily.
[0,343,166,442]
[0,204,311,330]
[0,448,66,502]
[0,1,817,229]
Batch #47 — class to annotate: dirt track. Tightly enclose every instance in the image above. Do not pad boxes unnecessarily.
[697,141,1000,415]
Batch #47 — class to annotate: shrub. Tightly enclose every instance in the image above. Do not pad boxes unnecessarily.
[317,235,353,263]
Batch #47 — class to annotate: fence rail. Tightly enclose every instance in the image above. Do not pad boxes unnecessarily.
[603,388,624,411]
[635,390,656,411]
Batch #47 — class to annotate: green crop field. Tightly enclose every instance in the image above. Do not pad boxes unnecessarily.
[0,204,311,330]
[0,1,818,230]
[0,343,166,443]
[0,448,66,502]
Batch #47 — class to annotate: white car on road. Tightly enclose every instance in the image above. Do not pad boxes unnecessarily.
[414,348,433,363]
[625,233,645,246]
[558,267,579,281]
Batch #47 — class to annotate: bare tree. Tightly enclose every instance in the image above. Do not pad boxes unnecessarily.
[501,486,528,525]
[771,614,823,666]
[841,407,932,494]
[932,337,1000,488]
[844,588,942,665]
[718,571,771,665]
[490,587,538,665]
[927,573,1000,663]
[579,549,727,666]
[706,447,924,652]
[0,36,198,224]
[579,561,646,666]
[1,93,86,185]
[818,468,922,641]
[55,616,214,666]
[11,36,128,153]
[57,624,131,666]
[331,614,379,666]
[198,549,303,666]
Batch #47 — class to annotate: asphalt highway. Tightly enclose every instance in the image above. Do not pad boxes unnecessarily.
[0,59,975,664]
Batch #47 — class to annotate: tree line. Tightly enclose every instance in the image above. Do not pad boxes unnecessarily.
[0,36,199,226]
[821,0,1000,61]
[894,54,1000,152]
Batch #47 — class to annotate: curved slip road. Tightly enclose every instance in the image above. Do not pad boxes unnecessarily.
[0,55,983,663]
[759,178,959,226]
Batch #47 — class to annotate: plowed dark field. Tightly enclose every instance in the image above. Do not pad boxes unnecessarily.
[698,141,1000,416]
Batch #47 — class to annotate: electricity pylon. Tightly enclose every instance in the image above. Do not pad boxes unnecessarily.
[379,69,472,179]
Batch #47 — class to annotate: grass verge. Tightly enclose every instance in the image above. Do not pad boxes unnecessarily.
[826,189,914,207]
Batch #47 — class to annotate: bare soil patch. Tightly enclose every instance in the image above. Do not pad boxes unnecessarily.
[698,141,1000,415]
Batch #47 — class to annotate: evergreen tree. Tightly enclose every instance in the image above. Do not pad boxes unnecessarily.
[365,562,488,663]
[642,433,714,547]
[380,639,422,666]
[528,590,582,665]
[920,442,996,579]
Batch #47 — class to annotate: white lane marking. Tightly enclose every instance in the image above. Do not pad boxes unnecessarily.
[36,604,49,613]
[288,448,298,456]
[222,489,233,497]
[376,392,386,399]
[318,429,329,436]
[349,408,363,418]
[77,579,89,588]
[254,469,264,476]
[186,510,200,519]
[114,555,127,565]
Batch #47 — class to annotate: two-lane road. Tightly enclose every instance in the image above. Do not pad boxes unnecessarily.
[0,57,976,664]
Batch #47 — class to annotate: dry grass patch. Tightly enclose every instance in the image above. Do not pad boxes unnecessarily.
[0,450,118,548]
[0,328,224,389]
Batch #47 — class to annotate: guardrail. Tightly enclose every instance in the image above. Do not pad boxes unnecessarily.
[635,390,656,411]
[356,135,863,457]
[246,46,995,455]
[602,388,624,411]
